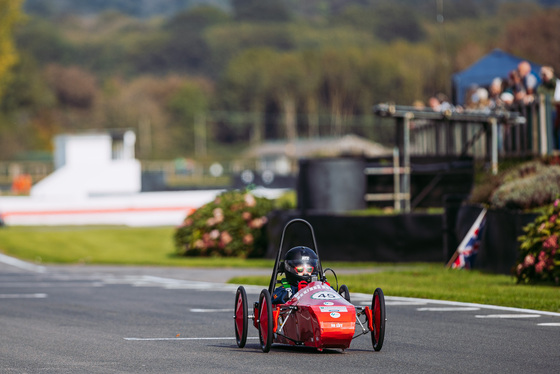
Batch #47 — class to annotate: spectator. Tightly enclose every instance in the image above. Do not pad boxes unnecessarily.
[428,96,441,111]
[505,69,527,106]
[471,87,489,109]
[537,66,560,149]
[500,92,514,108]
[537,66,557,96]
[488,77,504,109]
[517,61,539,104]
[429,92,454,112]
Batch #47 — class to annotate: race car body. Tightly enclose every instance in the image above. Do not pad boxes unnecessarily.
[234,218,386,353]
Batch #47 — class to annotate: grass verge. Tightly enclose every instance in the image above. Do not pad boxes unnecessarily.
[229,264,560,313]
[0,226,273,267]
[1,226,559,312]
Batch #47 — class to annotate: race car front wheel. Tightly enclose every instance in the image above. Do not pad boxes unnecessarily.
[339,284,351,303]
[371,287,386,352]
[234,286,248,348]
[258,289,273,353]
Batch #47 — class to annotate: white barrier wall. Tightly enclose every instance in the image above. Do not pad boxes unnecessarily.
[0,188,286,227]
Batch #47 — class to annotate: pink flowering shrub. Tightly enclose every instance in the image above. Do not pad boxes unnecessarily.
[515,199,560,284]
[174,190,274,257]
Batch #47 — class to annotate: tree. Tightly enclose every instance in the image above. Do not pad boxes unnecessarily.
[334,3,426,43]
[298,49,322,138]
[502,9,560,74]
[167,79,213,157]
[221,48,276,143]
[0,0,24,102]
[232,0,292,22]
[267,51,307,142]
[44,64,98,108]
[163,6,230,75]
[319,48,362,136]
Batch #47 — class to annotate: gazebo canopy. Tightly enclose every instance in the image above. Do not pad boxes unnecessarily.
[452,49,541,105]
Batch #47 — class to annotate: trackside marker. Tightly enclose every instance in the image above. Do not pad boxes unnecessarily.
[190,308,231,313]
[0,253,46,273]
[361,300,427,306]
[124,337,259,341]
[475,314,541,319]
[417,307,480,312]
[0,293,47,298]
[537,323,560,326]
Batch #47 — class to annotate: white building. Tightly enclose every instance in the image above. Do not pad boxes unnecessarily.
[31,130,141,198]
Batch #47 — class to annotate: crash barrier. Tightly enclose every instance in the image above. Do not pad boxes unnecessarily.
[477,208,538,275]
[296,156,473,214]
[266,210,443,262]
[445,202,539,275]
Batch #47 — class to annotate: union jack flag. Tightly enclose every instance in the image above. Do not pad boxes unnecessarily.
[451,209,487,270]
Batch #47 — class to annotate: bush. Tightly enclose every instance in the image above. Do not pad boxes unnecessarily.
[174,189,274,258]
[515,199,560,284]
[490,165,560,210]
[470,160,560,210]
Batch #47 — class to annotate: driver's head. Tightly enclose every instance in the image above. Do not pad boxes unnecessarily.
[283,246,319,285]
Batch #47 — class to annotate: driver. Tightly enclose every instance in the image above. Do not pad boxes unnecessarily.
[272,246,319,304]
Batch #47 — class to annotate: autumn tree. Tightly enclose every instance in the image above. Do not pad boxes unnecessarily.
[44,64,98,108]
[0,0,24,101]
[501,9,560,73]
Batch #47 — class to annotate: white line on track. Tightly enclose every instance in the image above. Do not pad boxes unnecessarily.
[475,314,541,319]
[1,282,104,288]
[0,293,47,298]
[417,307,480,312]
[0,253,46,273]
[537,323,560,326]
[190,308,232,313]
[124,337,259,341]
[359,300,428,306]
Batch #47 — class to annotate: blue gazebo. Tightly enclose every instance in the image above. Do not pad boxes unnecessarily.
[452,49,541,105]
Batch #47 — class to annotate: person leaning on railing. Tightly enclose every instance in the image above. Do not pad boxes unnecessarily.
[537,66,560,149]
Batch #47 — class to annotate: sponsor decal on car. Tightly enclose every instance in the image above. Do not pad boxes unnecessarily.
[330,312,341,318]
[319,306,348,313]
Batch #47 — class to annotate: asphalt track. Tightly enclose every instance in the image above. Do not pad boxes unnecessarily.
[1,259,560,374]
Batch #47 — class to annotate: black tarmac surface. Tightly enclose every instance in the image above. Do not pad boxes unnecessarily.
[1,260,560,373]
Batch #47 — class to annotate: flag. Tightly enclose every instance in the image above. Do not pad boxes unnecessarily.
[451,208,487,270]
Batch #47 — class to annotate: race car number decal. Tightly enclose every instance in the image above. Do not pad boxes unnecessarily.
[311,291,341,300]
[293,284,337,301]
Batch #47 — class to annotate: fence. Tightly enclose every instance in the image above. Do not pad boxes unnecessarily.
[370,96,558,211]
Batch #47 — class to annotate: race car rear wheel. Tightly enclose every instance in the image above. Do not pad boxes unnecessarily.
[371,287,386,351]
[234,286,248,348]
[258,289,273,353]
[339,284,351,302]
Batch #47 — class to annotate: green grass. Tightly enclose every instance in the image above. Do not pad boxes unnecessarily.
[0,226,272,267]
[229,264,560,313]
[1,226,559,313]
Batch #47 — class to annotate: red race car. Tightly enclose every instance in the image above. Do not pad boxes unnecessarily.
[233,218,386,352]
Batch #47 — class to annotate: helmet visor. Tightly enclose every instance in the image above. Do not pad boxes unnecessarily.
[294,264,314,276]
[286,258,318,276]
